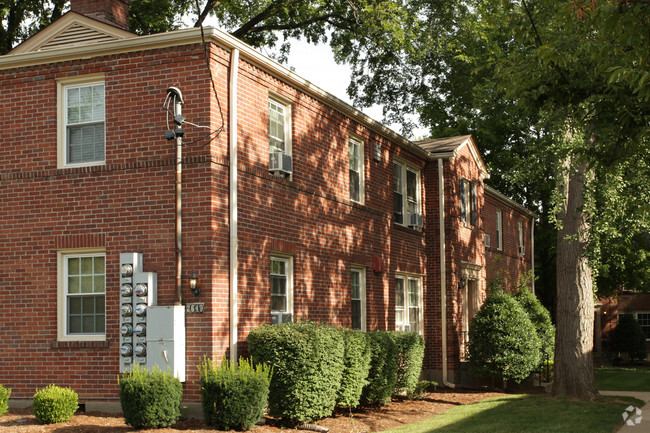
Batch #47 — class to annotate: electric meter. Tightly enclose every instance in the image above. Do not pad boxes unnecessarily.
[135,303,147,316]
[121,304,133,316]
[121,264,133,277]
[134,323,146,337]
[134,283,148,297]
[134,343,147,357]
[120,343,133,357]
[120,324,133,336]
[120,284,133,297]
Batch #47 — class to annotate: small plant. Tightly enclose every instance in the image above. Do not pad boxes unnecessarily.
[118,365,183,429]
[200,357,271,430]
[408,380,438,400]
[0,385,11,416]
[32,384,78,424]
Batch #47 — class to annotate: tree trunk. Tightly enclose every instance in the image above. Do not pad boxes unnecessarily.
[552,152,599,399]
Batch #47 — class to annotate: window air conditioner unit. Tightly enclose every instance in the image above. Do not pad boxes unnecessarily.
[485,234,491,248]
[519,246,525,256]
[271,312,293,324]
[269,152,293,177]
[408,213,424,229]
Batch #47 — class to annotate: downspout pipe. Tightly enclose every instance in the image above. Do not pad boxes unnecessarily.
[439,158,455,388]
[168,86,184,306]
[530,216,535,294]
[229,48,240,364]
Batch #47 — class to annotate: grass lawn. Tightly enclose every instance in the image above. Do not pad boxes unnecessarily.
[595,366,650,391]
[379,394,641,433]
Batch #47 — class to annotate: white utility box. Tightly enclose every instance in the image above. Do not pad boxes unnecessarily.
[146,305,186,382]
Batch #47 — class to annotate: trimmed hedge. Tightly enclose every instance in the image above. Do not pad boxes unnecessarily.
[360,331,398,406]
[336,329,371,408]
[32,384,78,424]
[248,322,345,423]
[199,358,271,431]
[390,331,425,395]
[0,385,10,416]
[614,314,647,361]
[515,289,555,364]
[468,292,541,383]
[118,365,183,429]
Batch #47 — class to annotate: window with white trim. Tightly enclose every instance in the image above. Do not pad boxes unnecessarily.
[59,78,105,167]
[460,179,477,226]
[496,210,503,250]
[395,275,422,334]
[351,268,366,331]
[349,137,364,203]
[393,161,421,226]
[57,249,106,341]
[518,220,525,256]
[271,256,293,314]
[269,97,291,154]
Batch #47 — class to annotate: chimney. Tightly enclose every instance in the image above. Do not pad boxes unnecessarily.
[70,0,130,31]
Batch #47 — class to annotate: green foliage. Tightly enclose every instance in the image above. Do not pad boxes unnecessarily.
[408,380,438,400]
[514,287,555,364]
[199,357,271,430]
[247,322,345,423]
[118,365,183,429]
[32,384,78,425]
[0,385,11,416]
[468,292,541,383]
[336,329,371,408]
[360,331,398,406]
[613,315,647,361]
[389,331,425,395]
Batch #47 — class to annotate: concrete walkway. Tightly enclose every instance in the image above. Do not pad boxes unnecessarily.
[600,391,650,432]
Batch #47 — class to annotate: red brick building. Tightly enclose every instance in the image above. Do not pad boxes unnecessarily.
[0,1,534,412]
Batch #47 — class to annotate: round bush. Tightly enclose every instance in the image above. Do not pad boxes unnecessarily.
[360,331,398,406]
[200,358,271,430]
[119,366,183,429]
[515,289,555,364]
[248,322,345,423]
[468,292,541,383]
[336,329,371,408]
[0,385,11,416]
[32,384,78,424]
[614,315,647,361]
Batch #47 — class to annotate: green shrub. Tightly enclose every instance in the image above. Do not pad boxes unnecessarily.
[199,357,271,430]
[248,322,345,423]
[0,385,10,416]
[613,315,647,361]
[408,380,438,400]
[360,331,398,406]
[515,289,555,365]
[32,384,78,424]
[390,331,425,395]
[118,365,183,429]
[468,291,541,383]
[337,329,372,408]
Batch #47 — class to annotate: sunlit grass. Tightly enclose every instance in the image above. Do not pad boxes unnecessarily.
[380,394,641,433]
[595,366,650,391]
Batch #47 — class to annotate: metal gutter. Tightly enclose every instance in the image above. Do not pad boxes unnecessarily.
[228,48,240,364]
[439,158,455,388]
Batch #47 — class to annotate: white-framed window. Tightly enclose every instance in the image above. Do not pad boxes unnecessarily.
[518,220,525,256]
[268,96,292,155]
[57,75,106,168]
[460,179,477,226]
[351,267,366,331]
[271,256,293,314]
[496,210,503,251]
[393,161,421,226]
[57,248,106,341]
[395,274,423,334]
[349,136,364,203]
